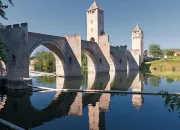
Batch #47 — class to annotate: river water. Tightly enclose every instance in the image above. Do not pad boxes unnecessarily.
[0,71,180,130]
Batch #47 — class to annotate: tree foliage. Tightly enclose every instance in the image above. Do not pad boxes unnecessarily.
[0,0,13,63]
[34,52,56,73]
[0,0,13,19]
[165,50,175,57]
[160,91,180,118]
[82,51,87,69]
[149,44,162,58]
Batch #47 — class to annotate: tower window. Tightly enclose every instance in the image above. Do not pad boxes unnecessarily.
[119,59,122,64]
[69,57,72,64]
[92,10,94,13]
[91,28,93,32]
[91,20,93,24]
[90,37,95,42]
[99,58,102,64]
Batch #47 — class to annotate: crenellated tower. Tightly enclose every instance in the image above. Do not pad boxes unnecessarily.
[132,24,144,64]
[87,1,104,42]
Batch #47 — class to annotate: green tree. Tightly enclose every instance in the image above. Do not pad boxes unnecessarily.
[0,0,13,63]
[82,51,87,68]
[34,52,56,73]
[160,91,180,118]
[149,44,162,58]
[165,50,175,57]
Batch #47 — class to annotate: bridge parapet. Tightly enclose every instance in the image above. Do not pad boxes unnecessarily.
[110,45,127,71]
[6,23,28,29]
[1,22,29,79]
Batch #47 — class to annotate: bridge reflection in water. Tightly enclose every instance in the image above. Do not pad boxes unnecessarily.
[0,70,144,129]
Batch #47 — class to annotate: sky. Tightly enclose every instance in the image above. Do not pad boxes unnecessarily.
[1,0,180,55]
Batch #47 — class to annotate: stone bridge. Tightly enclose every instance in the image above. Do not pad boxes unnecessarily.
[0,23,140,80]
[0,1,144,80]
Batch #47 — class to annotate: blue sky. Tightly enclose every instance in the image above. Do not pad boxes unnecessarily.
[1,0,180,55]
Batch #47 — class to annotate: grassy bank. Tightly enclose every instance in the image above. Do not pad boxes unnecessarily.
[143,56,180,72]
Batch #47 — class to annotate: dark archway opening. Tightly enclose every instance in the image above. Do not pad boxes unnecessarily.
[90,37,95,42]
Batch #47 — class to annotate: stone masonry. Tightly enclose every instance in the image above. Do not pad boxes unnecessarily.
[0,2,144,80]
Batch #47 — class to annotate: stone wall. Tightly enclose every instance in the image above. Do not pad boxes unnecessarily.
[110,45,127,71]
[1,23,29,79]
[82,34,110,74]
[127,49,140,70]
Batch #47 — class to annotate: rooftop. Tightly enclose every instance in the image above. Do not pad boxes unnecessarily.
[133,24,143,32]
[87,1,103,11]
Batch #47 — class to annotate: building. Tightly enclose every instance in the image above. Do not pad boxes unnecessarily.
[132,24,144,64]
[87,1,105,42]
[174,51,180,56]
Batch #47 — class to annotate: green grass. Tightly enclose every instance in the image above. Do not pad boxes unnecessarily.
[144,56,180,71]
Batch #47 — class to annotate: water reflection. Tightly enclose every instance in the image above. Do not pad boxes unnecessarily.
[1,71,180,129]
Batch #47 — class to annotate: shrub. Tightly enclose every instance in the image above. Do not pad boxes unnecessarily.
[172,66,176,72]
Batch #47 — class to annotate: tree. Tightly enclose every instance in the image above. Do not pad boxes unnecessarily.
[81,51,87,71]
[165,50,175,57]
[34,52,56,73]
[0,0,13,63]
[149,44,162,58]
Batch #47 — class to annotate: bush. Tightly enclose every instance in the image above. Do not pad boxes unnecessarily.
[172,66,176,72]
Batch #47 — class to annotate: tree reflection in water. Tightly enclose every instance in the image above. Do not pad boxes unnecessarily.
[149,76,161,87]
[166,78,174,84]
[36,76,56,84]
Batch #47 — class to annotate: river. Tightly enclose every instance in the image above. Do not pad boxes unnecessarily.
[0,70,180,130]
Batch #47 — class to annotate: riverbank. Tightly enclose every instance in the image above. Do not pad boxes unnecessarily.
[141,56,180,72]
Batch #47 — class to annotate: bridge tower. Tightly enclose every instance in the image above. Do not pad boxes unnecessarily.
[87,1,104,42]
[132,24,144,64]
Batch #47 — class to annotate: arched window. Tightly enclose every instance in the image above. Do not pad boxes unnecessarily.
[99,58,102,64]
[69,57,72,64]
[119,58,122,64]
[90,37,95,42]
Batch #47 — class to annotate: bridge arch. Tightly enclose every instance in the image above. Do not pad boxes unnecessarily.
[29,41,66,77]
[82,47,98,74]
[110,51,116,71]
